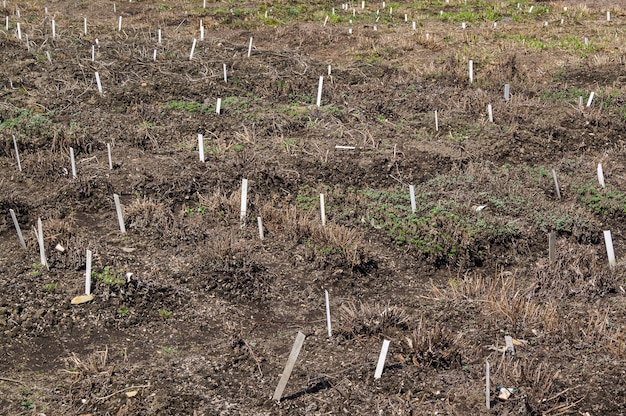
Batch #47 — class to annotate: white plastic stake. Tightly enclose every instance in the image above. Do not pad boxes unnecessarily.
[487,104,493,122]
[85,249,92,295]
[461,22,466,29]
[323,15,328,26]
[70,147,77,179]
[216,98,221,114]
[153,49,157,61]
[412,21,416,30]
[434,110,439,131]
[118,15,122,32]
[316,76,324,107]
[247,37,253,58]
[16,22,21,40]
[36,217,48,269]
[51,19,56,39]
[362,1,365,9]
[328,65,331,76]
[46,51,51,63]
[107,143,113,170]
[374,339,390,379]
[552,169,561,199]
[84,17,87,35]
[325,290,332,337]
[189,38,197,60]
[114,193,126,233]
[604,230,616,267]
[240,179,248,225]
[203,0,206,8]
[504,83,510,102]
[113,3,116,13]
[409,185,416,213]
[272,332,306,401]
[223,63,227,82]
[157,28,162,44]
[486,361,491,408]
[5,16,8,31]
[469,60,474,83]
[607,11,611,21]
[12,135,22,172]
[9,209,26,248]
[598,163,605,188]
[91,45,95,62]
[200,20,204,41]
[320,194,326,226]
[257,217,264,240]
[95,72,103,94]
[198,133,205,162]
[586,91,595,108]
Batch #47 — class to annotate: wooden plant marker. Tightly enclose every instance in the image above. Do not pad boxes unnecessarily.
[374,339,390,379]
[604,230,616,267]
[316,76,324,107]
[95,72,103,94]
[409,185,416,214]
[70,147,77,178]
[325,290,332,337]
[189,38,197,60]
[9,209,26,248]
[504,335,515,355]
[12,135,21,172]
[486,360,491,409]
[198,134,205,162]
[257,217,264,240]
[85,249,92,295]
[597,163,605,187]
[320,194,326,226]
[107,143,113,169]
[35,217,49,270]
[551,169,561,199]
[548,232,556,263]
[240,179,248,226]
[272,332,306,401]
[114,193,126,233]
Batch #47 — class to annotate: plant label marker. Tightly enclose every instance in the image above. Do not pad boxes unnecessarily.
[114,193,126,233]
[257,217,264,240]
[362,1,365,9]
[36,217,48,269]
[504,84,510,102]
[504,335,515,354]
[51,19,56,39]
[374,339,390,379]
[85,249,92,295]
[5,16,8,31]
[158,28,162,44]
[320,194,326,226]
[409,185,416,213]
[247,37,253,58]
[273,332,306,402]
[153,49,157,61]
[325,289,332,337]
[203,0,206,8]
[604,230,617,267]
[114,3,116,13]
[323,15,329,26]
[316,76,324,107]
[107,143,113,170]
[551,169,561,199]
[584,37,588,46]
[328,65,331,76]
[216,98,222,114]
[91,45,95,62]
[486,361,491,408]
[412,21,416,30]
[12,135,22,172]
[198,134,205,162]
[607,11,610,21]
[200,20,204,41]
[84,17,87,35]
[95,72,103,94]
[189,38,197,60]
[461,22,466,29]
[469,60,473,83]
[9,209,26,249]
[435,110,439,131]
[404,13,408,22]
[118,15,122,32]
[586,91,595,107]
[598,163,605,188]
[487,104,493,122]
[240,179,248,226]
[16,22,21,40]
[549,232,556,263]
[70,147,77,179]
[223,63,227,82]
[46,52,51,63]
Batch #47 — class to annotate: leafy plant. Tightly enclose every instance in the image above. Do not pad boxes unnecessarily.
[159,309,172,319]
[91,266,125,285]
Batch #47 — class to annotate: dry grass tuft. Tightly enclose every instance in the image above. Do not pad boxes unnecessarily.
[403,317,461,369]
[335,302,409,341]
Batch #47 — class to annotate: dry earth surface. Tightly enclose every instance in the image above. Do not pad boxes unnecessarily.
[2,0,626,414]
